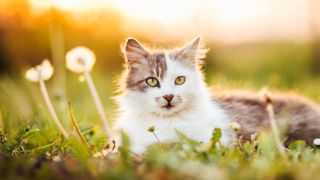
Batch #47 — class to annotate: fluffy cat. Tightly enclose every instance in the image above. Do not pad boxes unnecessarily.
[114,37,320,153]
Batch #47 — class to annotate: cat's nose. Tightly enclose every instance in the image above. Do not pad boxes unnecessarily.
[163,94,174,102]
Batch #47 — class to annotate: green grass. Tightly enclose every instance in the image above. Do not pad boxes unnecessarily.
[1,72,320,180]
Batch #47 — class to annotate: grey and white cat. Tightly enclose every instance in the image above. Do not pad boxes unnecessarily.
[115,37,320,153]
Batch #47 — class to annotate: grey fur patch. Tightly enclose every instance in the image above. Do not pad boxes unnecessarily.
[170,37,208,69]
[214,92,320,147]
[125,51,167,91]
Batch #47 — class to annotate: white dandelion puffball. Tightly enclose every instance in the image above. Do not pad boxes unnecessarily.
[313,138,320,146]
[228,122,241,131]
[25,59,54,82]
[66,47,96,73]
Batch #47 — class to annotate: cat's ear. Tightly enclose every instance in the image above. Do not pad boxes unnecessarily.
[174,36,208,66]
[123,38,149,70]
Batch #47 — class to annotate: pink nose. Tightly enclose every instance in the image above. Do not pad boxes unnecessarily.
[163,94,174,102]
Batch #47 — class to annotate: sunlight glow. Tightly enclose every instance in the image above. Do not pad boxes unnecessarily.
[52,0,90,10]
[30,0,99,11]
[113,0,195,24]
[28,0,314,43]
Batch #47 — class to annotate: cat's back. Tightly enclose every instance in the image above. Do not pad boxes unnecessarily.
[213,90,320,146]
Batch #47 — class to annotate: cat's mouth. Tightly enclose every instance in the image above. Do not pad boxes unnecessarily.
[162,103,174,109]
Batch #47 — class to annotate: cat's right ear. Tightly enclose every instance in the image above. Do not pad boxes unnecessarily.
[122,38,149,70]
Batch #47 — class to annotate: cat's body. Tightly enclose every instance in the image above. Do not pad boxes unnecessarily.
[115,37,320,153]
[215,91,320,146]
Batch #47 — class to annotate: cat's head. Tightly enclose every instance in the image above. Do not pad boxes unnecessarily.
[119,37,208,117]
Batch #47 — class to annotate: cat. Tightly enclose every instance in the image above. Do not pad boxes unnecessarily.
[114,37,320,153]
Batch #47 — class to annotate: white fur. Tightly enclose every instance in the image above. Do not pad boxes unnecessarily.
[115,53,233,153]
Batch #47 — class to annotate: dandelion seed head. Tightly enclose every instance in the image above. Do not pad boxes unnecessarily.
[228,122,241,131]
[25,59,54,82]
[52,156,61,162]
[93,152,103,158]
[313,138,320,146]
[66,47,96,73]
[250,132,258,142]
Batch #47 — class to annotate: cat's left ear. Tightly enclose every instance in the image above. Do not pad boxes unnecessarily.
[122,38,149,71]
[175,36,208,65]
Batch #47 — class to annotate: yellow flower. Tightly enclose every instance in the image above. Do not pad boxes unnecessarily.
[228,122,241,131]
[66,47,96,73]
[25,59,54,82]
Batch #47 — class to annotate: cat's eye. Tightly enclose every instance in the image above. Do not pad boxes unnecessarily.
[146,77,159,87]
[175,76,186,85]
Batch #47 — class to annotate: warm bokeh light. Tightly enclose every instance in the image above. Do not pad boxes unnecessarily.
[113,0,194,24]
[27,0,320,44]
[30,0,101,11]
[52,0,91,10]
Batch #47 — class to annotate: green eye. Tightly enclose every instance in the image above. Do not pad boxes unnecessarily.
[175,76,186,85]
[146,77,159,87]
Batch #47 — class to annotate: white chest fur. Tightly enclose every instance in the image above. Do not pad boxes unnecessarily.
[115,97,233,153]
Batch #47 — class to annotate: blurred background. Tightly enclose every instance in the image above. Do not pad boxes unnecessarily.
[1,0,320,132]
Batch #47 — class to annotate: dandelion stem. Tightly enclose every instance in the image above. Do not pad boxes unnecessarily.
[263,92,286,157]
[152,132,161,144]
[83,70,112,138]
[39,79,68,138]
[129,149,144,160]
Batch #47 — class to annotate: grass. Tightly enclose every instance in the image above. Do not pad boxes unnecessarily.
[1,73,320,180]
[1,43,320,179]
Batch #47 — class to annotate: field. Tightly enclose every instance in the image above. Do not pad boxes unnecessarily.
[1,41,320,179]
[2,1,320,179]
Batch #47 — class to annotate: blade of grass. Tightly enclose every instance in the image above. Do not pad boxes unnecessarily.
[59,135,76,149]
[28,139,59,153]
[68,102,90,150]
[0,108,3,133]
[11,127,39,155]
